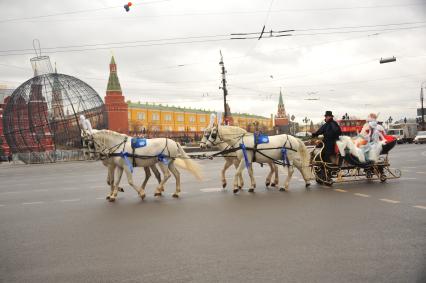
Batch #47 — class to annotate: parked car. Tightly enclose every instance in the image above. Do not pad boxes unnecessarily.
[414,131,426,144]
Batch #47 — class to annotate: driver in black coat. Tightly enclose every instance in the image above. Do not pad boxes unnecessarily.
[312,111,342,163]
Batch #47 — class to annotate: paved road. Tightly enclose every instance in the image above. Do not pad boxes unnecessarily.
[0,144,425,282]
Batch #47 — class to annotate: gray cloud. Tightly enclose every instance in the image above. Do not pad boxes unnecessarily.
[0,0,425,123]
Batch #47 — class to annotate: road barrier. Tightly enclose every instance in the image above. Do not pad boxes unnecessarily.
[12,150,86,164]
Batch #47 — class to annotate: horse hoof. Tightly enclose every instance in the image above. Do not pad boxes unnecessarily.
[271,183,276,187]
[305,183,311,188]
[248,188,255,193]
[233,189,239,194]
[172,193,179,198]
[279,188,286,192]
[140,194,146,200]
[161,188,165,192]
[108,197,116,202]
[119,187,124,192]
[154,192,162,197]
[106,196,110,200]
[265,182,270,187]
[222,183,227,188]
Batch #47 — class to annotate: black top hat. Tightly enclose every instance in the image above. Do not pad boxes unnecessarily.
[324,111,334,117]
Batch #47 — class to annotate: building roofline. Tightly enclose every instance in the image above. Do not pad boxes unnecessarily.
[127,101,269,119]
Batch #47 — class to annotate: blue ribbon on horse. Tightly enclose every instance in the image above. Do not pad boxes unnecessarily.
[157,153,170,165]
[131,137,147,148]
[240,143,250,169]
[255,133,269,144]
[120,151,134,173]
[281,147,290,166]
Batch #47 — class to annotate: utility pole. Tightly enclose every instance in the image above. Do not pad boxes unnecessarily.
[219,50,228,125]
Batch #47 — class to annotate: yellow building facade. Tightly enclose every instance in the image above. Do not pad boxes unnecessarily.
[127,102,272,133]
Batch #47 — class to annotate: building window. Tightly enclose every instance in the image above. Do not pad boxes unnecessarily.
[178,126,185,131]
[190,126,196,131]
[177,115,184,122]
[165,114,172,121]
[152,113,160,121]
[137,112,145,120]
[164,125,173,131]
[199,116,206,123]
[128,112,131,119]
[189,116,196,123]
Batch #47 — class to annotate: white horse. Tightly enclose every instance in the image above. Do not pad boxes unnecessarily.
[82,130,162,196]
[83,129,202,201]
[200,126,279,189]
[205,125,313,193]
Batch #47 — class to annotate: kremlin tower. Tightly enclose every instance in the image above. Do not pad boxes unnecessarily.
[274,88,290,133]
[104,56,128,134]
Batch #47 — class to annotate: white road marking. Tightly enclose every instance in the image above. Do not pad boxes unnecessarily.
[59,199,80,202]
[334,189,347,193]
[96,197,106,200]
[32,189,49,192]
[379,198,400,204]
[402,167,417,169]
[0,191,21,195]
[415,172,426,174]
[354,193,370,198]
[407,160,418,162]
[22,201,44,205]
[200,188,223,193]
[63,187,80,191]
[413,205,426,210]
[401,177,417,180]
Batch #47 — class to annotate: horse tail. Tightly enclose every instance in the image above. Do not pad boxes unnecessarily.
[174,143,203,181]
[296,138,314,180]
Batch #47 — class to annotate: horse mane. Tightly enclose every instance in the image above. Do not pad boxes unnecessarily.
[218,125,247,137]
[94,129,128,138]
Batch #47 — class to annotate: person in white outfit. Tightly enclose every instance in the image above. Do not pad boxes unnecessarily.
[359,113,385,162]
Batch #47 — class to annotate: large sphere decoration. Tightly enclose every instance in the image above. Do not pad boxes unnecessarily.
[3,73,108,153]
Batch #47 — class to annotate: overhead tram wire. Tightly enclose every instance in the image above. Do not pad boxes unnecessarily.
[0,34,231,53]
[231,24,426,39]
[1,20,424,56]
[0,38,231,57]
[1,22,424,58]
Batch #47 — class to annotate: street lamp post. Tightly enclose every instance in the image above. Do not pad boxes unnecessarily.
[386,116,393,130]
[291,115,295,135]
[421,81,426,130]
[303,117,310,136]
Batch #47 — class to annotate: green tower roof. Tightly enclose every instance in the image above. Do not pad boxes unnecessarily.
[107,56,122,92]
[278,89,284,105]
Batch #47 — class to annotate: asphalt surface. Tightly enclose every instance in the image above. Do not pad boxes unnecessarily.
[0,144,425,282]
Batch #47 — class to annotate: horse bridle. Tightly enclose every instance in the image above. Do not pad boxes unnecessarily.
[82,133,127,160]
[207,126,244,148]
[199,129,212,147]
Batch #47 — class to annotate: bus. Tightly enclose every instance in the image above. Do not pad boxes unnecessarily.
[337,119,366,137]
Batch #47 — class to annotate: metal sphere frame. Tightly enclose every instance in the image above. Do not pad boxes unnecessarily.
[3,73,108,153]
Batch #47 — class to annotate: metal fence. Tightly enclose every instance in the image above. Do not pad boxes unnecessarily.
[12,150,86,164]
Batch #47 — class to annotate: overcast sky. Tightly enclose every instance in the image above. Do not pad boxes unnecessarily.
[0,0,425,123]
